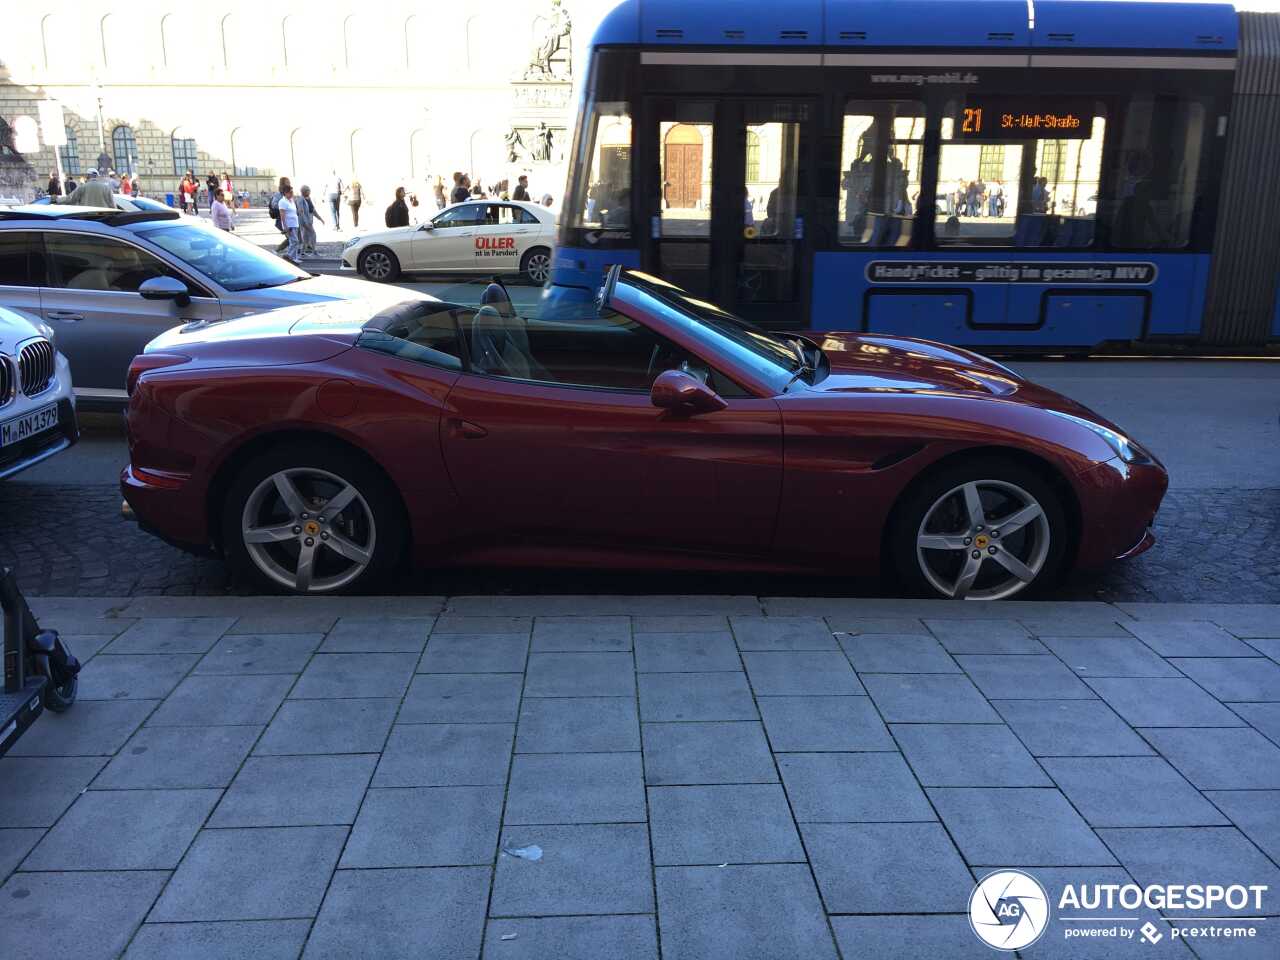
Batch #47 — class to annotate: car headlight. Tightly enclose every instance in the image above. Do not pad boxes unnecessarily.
[1050,410,1154,464]
[343,237,361,250]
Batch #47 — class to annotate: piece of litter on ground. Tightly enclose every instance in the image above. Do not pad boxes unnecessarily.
[500,933,518,941]
[503,844,543,861]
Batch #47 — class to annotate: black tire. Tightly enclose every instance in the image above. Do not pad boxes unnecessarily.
[520,246,552,285]
[888,456,1070,600]
[358,246,401,282]
[220,441,406,595]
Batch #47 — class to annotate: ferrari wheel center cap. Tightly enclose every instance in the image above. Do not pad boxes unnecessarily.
[974,534,990,549]
[304,521,320,536]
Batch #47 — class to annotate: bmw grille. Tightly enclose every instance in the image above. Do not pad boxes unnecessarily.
[18,339,54,397]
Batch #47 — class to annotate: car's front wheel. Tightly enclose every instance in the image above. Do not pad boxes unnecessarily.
[221,444,404,594]
[889,457,1069,600]
[520,246,552,284]
[358,246,401,282]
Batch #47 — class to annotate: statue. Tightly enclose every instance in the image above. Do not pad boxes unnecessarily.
[525,0,572,80]
[532,123,556,163]
[505,128,527,164]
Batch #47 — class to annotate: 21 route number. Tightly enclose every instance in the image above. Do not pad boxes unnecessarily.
[962,107,983,134]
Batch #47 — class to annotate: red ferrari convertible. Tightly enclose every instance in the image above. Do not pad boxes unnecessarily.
[122,267,1166,598]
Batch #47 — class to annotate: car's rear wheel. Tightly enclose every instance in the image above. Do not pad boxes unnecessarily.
[520,246,552,284]
[358,246,400,282]
[889,457,1068,600]
[221,444,404,594]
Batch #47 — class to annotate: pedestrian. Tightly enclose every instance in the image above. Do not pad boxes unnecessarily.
[324,171,344,230]
[119,171,132,197]
[130,175,140,197]
[65,175,77,193]
[177,171,196,213]
[269,176,291,252]
[278,184,301,262]
[221,171,233,199]
[512,174,531,202]
[46,170,61,197]
[205,172,219,209]
[433,176,446,210]
[541,193,554,208]
[450,172,469,204]
[107,169,121,192]
[210,187,235,231]
[989,180,1004,217]
[54,169,114,208]
[345,180,363,228]
[298,184,323,255]
[385,186,410,228]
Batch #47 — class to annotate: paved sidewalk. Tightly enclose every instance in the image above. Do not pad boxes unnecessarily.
[2,597,1279,959]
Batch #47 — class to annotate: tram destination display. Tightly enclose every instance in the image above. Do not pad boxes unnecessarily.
[866,261,1158,285]
[952,98,1095,141]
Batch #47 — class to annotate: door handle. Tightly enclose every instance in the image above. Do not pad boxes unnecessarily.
[447,417,488,439]
[46,311,83,322]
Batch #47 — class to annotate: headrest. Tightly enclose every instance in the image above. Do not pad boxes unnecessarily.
[480,282,514,317]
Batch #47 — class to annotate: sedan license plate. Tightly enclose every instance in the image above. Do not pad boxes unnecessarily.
[0,403,58,448]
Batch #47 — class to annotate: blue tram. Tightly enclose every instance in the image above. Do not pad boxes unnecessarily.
[550,0,1280,349]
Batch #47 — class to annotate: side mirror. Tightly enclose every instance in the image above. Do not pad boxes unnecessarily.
[139,276,191,307]
[419,222,435,231]
[651,369,728,415]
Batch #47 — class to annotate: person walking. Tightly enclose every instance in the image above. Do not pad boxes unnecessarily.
[210,188,235,231]
[449,172,469,204]
[433,176,446,210]
[119,171,132,197]
[512,175,531,202]
[297,185,323,255]
[46,170,61,197]
[345,180,363,228]
[221,171,233,200]
[278,185,301,262]
[269,176,292,252]
[324,172,344,230]
[55,169,114,208]
[205,172,219,210]
[384,186,410,228]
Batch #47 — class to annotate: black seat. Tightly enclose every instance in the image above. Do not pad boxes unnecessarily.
[480,282,514,317]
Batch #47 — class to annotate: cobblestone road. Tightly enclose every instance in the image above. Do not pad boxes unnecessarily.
[3,480,1277,601]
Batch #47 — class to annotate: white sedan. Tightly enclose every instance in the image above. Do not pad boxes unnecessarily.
[341,200,556,284]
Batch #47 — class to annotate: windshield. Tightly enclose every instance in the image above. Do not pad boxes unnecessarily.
[617,271,802,373]
[132,220,309,291]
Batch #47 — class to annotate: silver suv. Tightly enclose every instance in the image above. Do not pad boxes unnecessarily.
[0,206,424,406]
[0,305,77,480]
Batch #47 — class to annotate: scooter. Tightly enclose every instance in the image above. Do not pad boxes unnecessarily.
[0,567,80,757]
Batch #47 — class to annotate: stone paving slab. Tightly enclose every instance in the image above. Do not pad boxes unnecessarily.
[2,598,1279,958]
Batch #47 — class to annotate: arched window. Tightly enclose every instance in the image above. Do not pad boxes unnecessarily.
[745,130,761,182]
[112,125,138,175]
[60,127,81,175]
[171,130,197,175]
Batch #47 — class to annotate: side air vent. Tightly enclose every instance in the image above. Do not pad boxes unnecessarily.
[1047,32,1076,42]
[655,28,683,39]
[724,29,745,40]
[779,30,809,41]
[1195,34,1225,44]
[987,31,1015,41]
[839,30,868,41]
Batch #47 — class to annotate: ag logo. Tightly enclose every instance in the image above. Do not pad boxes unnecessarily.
[969,870,1049,951]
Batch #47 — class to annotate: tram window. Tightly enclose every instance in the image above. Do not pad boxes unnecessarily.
[565,101,632,233]
[838,101,924,247]
[1108,98,1207,250]
[936,104,1105,248]
[660,109,715,238]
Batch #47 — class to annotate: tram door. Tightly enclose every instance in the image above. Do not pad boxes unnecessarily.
[645,98,813,327]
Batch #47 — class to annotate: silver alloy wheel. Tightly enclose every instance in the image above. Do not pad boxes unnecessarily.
[241,467,376,593]
[361,249,393,281]
[915,479,1051,600]
[525,251,551,283]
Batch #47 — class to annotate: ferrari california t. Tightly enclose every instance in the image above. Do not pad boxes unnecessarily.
[122,267,1167,598]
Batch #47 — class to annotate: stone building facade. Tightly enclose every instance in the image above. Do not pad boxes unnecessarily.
[0,0,609,204]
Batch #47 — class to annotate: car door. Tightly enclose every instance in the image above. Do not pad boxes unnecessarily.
[38,230,222,398]
[0,231,43,320]
[412,203,483,271]
[439,305,783,555]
